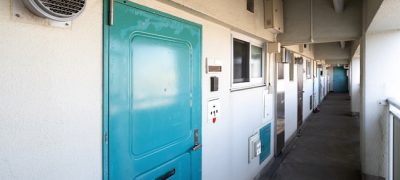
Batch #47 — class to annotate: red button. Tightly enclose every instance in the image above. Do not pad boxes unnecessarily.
[212,117,216,123]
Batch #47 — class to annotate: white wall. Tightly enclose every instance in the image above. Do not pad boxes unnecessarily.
[0,0,103,179]
[361,30,400,177]
[284,63,298,142]
[328,67,334,91]
[0,0,326,179]
[169,0,275,42]
[350,58,361,113]
[303,63,314,121]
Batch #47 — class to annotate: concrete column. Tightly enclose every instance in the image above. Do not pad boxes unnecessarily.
[350,57,360,114]
[361,30,400,178]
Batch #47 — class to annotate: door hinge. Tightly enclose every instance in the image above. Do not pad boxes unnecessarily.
[104,132,109,144]
[109,0,114,26]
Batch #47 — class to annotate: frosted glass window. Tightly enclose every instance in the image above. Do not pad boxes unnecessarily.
[251,45,262,78]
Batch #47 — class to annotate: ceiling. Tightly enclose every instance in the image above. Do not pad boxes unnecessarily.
[368,0,400,33]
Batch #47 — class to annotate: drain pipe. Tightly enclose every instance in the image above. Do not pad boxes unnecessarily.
[333,0,345,13]
[340,41,346,48]
[310,0,314,43]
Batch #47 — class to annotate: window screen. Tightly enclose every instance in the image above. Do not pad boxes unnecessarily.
[233,39,250,83]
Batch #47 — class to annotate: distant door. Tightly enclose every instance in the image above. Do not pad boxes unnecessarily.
[107,2,202,179]
[297,61,303,128]
[333,66,348,93]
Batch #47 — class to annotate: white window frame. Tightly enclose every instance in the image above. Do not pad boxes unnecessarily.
[231,32,266,91]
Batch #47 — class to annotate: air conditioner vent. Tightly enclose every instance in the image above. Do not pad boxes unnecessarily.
[23,0,85,22]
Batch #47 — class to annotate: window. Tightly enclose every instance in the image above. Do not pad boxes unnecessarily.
[232,36,265,89]
[251,45,263,78]
[306,60,311,79]
[233,39,250,83]
[247,0,255,13]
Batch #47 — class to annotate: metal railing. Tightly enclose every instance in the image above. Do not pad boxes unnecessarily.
[387,98,400,180]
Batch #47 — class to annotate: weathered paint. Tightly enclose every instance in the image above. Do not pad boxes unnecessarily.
[106,1,202,179]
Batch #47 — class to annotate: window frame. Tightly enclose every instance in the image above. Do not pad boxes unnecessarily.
[231,33,266,91]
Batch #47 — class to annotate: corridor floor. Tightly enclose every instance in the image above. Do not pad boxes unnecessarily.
[259,93,361,180]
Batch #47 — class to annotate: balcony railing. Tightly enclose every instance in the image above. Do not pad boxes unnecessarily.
[387,98,400,180]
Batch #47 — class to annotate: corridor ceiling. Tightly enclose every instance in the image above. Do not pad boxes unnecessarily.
[278,0,363,63]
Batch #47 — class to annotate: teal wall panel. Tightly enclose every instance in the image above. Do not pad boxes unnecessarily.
[260,123,271,164]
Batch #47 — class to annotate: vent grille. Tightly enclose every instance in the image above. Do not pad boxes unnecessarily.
[23,0,86,22]
[41,0,84,16]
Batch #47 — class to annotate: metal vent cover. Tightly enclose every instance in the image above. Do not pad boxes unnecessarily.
[22,0,85,22]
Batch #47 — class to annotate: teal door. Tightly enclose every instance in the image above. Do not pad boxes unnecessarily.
[106,2,202,180]
[333,66,348,93]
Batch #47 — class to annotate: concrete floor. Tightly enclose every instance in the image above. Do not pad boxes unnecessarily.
[259,93,361,180]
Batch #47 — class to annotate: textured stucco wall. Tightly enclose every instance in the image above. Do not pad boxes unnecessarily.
[279,0,362,44]
[0,0,103,179]
[350,58,360,113]
[0,0,322,179]
[361,30,400,178]
[167,0,275,42]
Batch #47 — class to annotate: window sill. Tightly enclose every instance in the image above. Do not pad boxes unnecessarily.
[230,84,266,92]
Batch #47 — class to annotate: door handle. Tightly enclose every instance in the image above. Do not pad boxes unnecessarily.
[192,128,202,151]
[155,168,176,180]
[192,144,202,151]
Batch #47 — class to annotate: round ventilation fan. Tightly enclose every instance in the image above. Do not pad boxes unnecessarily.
[23,0,86,22]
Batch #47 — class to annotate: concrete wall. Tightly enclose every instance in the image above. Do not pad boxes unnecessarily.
[350,57,360,113]
[303,60,314,120]
[0,0,277,179]
[284,62,298,142]
[0,0,103,179]
[361,30,400,178]
[314,42,351,60]
[279,0,362,44]
[167,0,275,42]
[0,0,324,179]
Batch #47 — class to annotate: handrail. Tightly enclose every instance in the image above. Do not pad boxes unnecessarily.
[387,97,400,180]
[388,98,400,111]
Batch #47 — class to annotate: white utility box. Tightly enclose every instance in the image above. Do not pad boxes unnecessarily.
[264,0,284,33]
[207,99,221,124]
[248,132,262,163]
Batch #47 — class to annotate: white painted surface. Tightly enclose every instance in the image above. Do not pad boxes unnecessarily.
[303,65,314,121]
[0,0,103,179]
[314,42,351,61]
[284,63,298,142]
[367,0,398,33]
[0,0,323,179]
[361,30,400,177]
[168,0,275,42]
[350,57,360,113]
[279,0,362,44]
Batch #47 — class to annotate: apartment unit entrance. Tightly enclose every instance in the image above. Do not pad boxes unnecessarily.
[104,2,202,179]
